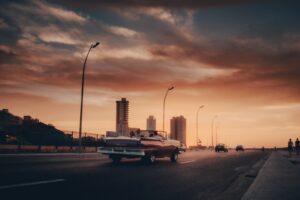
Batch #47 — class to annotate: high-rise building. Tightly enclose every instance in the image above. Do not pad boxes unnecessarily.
[147,115,156,130]
[116,98,129,136]
[170,116,186,145]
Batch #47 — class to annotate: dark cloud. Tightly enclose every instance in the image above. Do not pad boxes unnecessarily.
[0,53,176,91]
[148,38,300,93]
[54,0,269,9]
[1,0,300,103]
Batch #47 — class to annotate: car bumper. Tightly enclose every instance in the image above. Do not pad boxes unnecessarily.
[97,147,145,156]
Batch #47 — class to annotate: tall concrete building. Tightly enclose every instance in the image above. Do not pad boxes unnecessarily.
[170,116,186,145]
[116,98,129,136]
[147,115,156,130]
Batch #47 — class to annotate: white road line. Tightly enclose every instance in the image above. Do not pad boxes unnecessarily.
[0,179,66,190]
[180,160,196,164]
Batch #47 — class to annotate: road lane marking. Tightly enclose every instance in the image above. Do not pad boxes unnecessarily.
[180,160,196,164]
[0,179,66,190]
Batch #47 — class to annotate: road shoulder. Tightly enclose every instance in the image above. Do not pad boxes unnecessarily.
[217,152,269,200]
[242,151,300,200]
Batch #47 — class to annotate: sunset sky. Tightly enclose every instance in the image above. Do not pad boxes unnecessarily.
[1,0,300,148]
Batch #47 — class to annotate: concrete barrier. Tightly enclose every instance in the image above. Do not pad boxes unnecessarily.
[0,144,97,153]
[0,144,19,151]
[41,146,57,152]
[20,145,39,151]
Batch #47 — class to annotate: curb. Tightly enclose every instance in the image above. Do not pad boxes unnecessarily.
[241,152,272,200]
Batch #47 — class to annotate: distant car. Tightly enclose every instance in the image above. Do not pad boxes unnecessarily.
[215,144,228,152]
[236,145,244,151]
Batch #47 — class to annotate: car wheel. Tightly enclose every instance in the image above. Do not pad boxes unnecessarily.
[111,156,121,164]
[170,152,178,162]
[143,154,155,164]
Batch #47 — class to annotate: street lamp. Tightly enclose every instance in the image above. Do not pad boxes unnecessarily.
[163,86,174,138]
[216,120,220,145]
[196,105,205,146]
[79,42,100,150]
[211,115,218,149]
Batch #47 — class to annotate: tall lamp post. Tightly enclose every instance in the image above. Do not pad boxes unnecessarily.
[216,120,220,145]
[163,86,174,138]
[79,42,100,150]
[196,105,205,146]
[211,115,218,149]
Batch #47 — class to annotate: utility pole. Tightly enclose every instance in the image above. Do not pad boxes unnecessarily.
[196,105,205,146]
[79,42,100,150]
[162,86,174,138]
[211,115,218,149]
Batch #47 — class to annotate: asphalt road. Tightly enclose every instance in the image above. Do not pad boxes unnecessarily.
[0,150,269,200]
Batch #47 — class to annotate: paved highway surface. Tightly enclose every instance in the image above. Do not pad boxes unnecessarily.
[0,150,268,200]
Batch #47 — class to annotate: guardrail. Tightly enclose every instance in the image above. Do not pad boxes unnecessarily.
[0,130,105,153]
[0,144,98,153]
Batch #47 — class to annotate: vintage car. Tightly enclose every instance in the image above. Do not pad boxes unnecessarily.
[97,130,181,164]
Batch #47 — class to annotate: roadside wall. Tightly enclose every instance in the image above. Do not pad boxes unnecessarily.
[0,144,97,153]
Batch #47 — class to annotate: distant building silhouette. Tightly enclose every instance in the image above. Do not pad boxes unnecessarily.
[23,115,32,121]
[116,98,129,136]
[147,115,156,131]
[23,115,39,124]
[170,116,186,145]
[0,109,67,145]
[0,109,22,126]
[2,109,9,113]
[106,131,117,137]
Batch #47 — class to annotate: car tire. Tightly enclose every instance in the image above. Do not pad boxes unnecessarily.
[111,156,121,164]
[170,152,178,162]
[143,154,155,164]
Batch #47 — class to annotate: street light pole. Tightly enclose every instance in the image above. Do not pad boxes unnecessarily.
[211,115,218,149]
[79,42,100,150]
[196,105,204,146]
[163,86,174,139]
[216,121,220,145]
